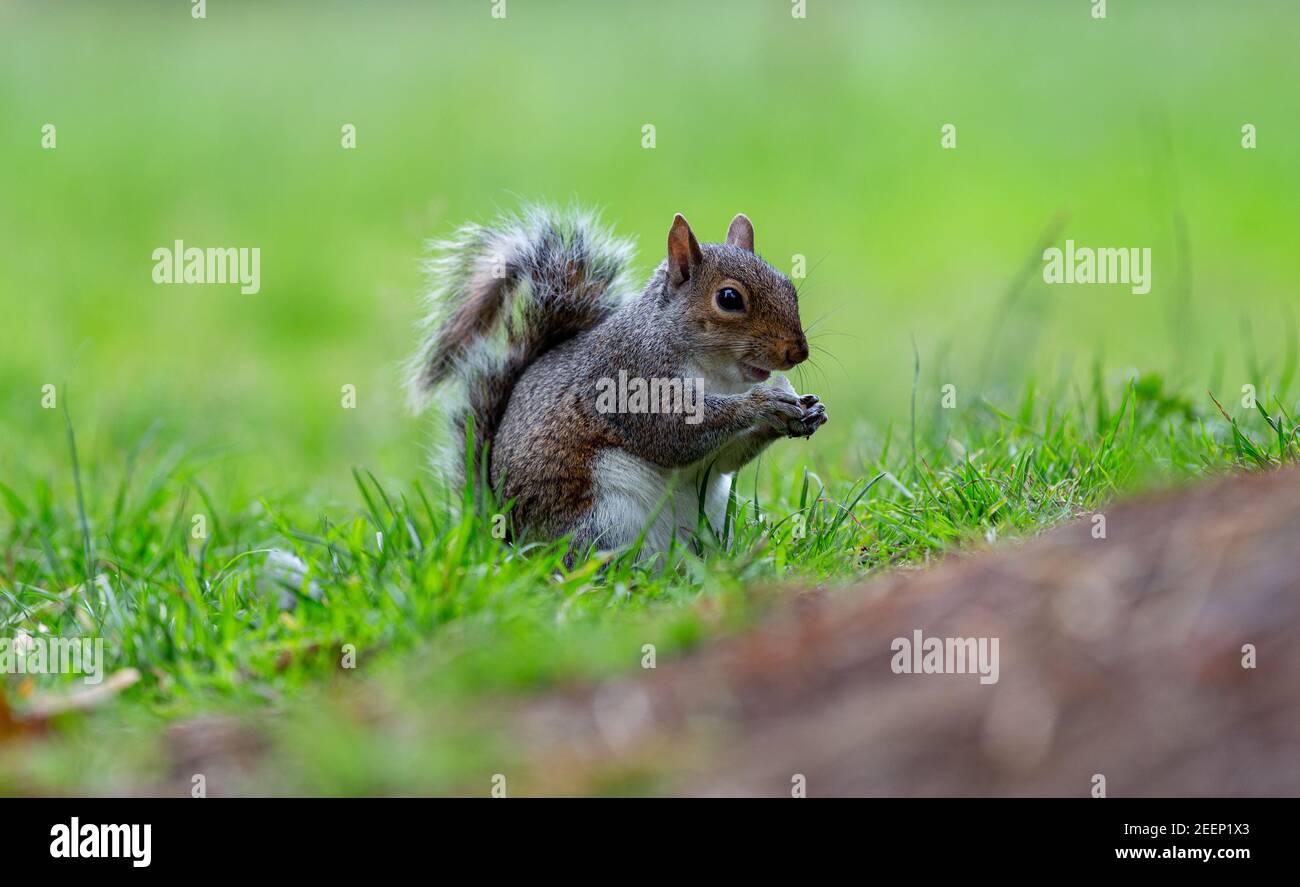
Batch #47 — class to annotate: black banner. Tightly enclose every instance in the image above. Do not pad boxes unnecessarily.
[0,798,1286,873]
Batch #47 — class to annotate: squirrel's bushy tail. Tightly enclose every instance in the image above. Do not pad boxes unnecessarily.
[409,205,635,493]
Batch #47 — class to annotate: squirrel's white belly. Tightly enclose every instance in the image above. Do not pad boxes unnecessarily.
[588,448,732,554]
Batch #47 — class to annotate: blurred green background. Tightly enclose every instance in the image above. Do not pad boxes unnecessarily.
[2,0,1297,500]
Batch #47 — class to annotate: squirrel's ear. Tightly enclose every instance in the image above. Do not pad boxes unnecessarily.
[726,213,754,252]
[667,213,703,286]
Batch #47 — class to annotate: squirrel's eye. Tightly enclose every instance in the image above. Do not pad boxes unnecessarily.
[715,287,745,312]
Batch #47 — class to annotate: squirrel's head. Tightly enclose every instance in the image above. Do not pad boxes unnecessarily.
[660,212,808,386]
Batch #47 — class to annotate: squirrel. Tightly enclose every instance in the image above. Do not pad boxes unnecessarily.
[409,205,827,556]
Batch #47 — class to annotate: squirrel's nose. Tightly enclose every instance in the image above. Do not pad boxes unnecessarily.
[782,336,809,368]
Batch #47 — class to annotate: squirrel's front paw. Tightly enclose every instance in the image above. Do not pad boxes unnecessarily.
[748,386,804,436]
[749,387,827,438]
[797,395,828,437]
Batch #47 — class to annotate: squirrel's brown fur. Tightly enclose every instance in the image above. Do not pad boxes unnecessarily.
[410,205,826,555]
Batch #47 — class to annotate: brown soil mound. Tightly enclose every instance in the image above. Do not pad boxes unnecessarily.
[513,467,1300,796]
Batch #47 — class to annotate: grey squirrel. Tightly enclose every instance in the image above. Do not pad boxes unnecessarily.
[409,206,827,556]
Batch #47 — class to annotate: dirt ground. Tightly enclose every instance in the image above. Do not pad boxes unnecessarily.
[507,466,1300,796]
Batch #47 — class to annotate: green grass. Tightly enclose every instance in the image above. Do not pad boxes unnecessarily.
[2,369,1295,792]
